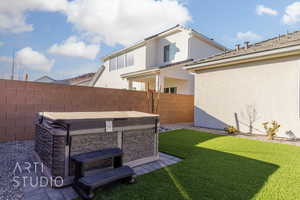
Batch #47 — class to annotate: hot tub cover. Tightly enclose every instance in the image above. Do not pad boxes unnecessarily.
[37,111,159,135]
[41,111,158,121]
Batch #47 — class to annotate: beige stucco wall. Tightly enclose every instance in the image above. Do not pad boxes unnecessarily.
[194,56,300,138]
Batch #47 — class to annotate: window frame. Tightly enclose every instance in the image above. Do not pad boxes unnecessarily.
[117,54,125,69]
[109,57,117,71]
[126,52,134,67]
[163,45,170,63]
[164,87,177,94]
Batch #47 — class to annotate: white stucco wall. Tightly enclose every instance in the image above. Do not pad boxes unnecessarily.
[194,56,300,138]
[161,65,194,95]
[94,29,224,94]
[155,30,189,67]
[188,36,223,61]
[146,40,158,67]
[94,46,147,90]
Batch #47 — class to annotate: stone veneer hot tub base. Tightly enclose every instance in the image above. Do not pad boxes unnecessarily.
[34,111,159,187]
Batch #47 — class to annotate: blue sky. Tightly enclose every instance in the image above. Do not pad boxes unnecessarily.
[1,0,300,80]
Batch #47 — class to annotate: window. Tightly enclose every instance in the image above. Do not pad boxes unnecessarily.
[164,87,177,94]
[117,54,125,69]
[163,45,170,62]
[109,52,134,71]
[109,57,117,71]
[126,52,134,67]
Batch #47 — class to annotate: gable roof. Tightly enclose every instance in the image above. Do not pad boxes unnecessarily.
[185,30,300,71]
[35,73,95,85]
[63,72,95,84]
[101,24,227,62]
[34,75,56,82]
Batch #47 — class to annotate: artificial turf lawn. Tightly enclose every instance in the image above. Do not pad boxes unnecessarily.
[92,129,300,200]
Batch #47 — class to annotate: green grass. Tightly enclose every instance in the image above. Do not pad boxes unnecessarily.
[93,129,300,200]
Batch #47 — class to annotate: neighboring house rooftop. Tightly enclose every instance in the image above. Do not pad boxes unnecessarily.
[186,30,300,71]
[63,72,95,85]
[35,73,95,85]
[34,75,56,82]
[101,24,227,62]
[89,66,105,86]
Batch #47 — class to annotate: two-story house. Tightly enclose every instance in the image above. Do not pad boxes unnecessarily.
[91,25,226,94]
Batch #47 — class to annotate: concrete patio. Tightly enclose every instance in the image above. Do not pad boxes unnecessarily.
[0,140,182,200]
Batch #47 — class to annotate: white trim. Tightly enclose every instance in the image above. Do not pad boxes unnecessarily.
[185,44,300,71]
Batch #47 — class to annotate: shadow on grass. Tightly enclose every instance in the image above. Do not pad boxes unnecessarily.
[92,130,278,200]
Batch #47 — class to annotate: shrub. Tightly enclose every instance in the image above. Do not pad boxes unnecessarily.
[224,126,238,134]
[262,121,280,140]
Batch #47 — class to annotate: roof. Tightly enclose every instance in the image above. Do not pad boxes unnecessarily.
[34,75,56,82]
[159,59,193,69]
[63,72,95,84]
[121,59,193,79]
[34,73,95,85]
[186,30,300,70]
[101,24,227,61]
[89,65,105,86]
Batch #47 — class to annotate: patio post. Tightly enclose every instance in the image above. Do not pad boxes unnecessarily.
[128,79,133,90]
[155,73,164,92]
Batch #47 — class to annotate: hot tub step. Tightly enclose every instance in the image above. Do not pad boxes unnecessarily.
[74,166,135,200]
[71,148,123,164]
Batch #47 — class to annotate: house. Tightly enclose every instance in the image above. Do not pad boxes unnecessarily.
[185,30,300,138]
[65,72,95,86]
[91,25,226,94]
[34,75,58,83]
[35,73,95,86]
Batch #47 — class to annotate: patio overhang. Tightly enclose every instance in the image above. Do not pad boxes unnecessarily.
[121,68,161,80]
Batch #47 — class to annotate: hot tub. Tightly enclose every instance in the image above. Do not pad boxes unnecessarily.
[34,111,159,186]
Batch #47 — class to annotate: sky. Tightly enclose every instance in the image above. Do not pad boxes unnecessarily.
[1,0,300,81]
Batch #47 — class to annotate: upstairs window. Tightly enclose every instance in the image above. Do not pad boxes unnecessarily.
[117,54,125,69]
[164,45,170,62]
[109,57,117,71]
[126,52,134,67]
[108,52,134,71]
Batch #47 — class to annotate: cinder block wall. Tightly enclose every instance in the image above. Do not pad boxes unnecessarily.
[0,80,194,142]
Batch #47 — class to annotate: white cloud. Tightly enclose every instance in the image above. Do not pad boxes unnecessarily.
[256,5,278,16]
[0,0,191,47]
[16,47,54,71]
[48,36,100,60]
[0,0,68,33]
[0,56,10,63]
[63,0,191,46]
[283,2,300,24]
[236,31,262,42]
